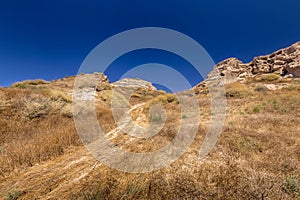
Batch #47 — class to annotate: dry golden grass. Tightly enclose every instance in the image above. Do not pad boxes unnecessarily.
[129,88,166,105]
[69,80,299,199]
[0,86,120,177]
[225,82,251,98]
[0,79,299,199]
[144,93,177,109]
[252,73,281,82]
[0,88,80,176]
[11,79,49,89]
[0,115,80,175]
[61,103,73,118]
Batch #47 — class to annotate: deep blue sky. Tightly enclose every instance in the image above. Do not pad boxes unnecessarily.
[1,0,300,88]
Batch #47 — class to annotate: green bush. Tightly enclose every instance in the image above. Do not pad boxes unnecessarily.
[16,83,27,89]
[282,175,300,196]
[6,191,20,200]
[252,105,261,113]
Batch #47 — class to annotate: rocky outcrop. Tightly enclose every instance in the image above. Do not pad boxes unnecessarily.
[206,58,251,84]
[76,72,111,91]
[206,41,300,84]
[112,78,157,90]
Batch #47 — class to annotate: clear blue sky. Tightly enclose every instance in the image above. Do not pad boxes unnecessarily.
[1,0,300,87]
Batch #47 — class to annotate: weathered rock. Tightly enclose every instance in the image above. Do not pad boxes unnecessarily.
[76,72,111,91]
[287,64,300,77]
[274,60,286,65]
[284,74,294,78]
[112,78,157,90]
[206,41,300,84]
[206,58,251,84]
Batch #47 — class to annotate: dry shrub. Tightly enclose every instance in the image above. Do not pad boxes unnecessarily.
[129,88,165,105]
[61,104,73,118]
[5,190,24,200]
[49,90,72,103]
[22,94,51,119]
[282,175,300,196]
[11,79,48,89]
[145,93,177,108]
[17,89,73,119]
[228,135,263,153]
[225,82,250,97]
[253,74,281,82]
[254,83,268,92]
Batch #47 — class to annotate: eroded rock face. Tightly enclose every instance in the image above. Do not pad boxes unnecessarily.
[112,78,157,90]
[206,58,251,84]
[75,72,111,91]
[206,41,300,83]
[286,65,300,77]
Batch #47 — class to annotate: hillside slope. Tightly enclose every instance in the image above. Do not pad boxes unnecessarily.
[0,43,300,199]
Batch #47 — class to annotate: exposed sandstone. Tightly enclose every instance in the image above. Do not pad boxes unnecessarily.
[112,78,157,91]
[206,41,300,84]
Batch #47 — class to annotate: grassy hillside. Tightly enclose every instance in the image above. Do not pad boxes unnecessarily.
[0,76,299,199]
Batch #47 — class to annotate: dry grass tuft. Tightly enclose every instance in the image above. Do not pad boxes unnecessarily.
[282,175,300,196]
[225,82,251,97]
[61,104,73,118]
[145,93,177,108]
[11,79,48,89]
[252,73,281,82]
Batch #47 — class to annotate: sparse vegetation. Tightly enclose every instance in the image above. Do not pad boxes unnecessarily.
[253,73,281,82]
[61,104,73,118]
[6,190,21,200]
[11,89,73,119]
[228,136,263,153]
[49,90,72,103]
[11,79,48,89]
[0,77,299,199]
[244,89,299,114]
[150,114,162,122]
[254,83,268,92]
[282,175,300,196]
[145,93,177,108]
[225,82,250,97]
[252,105,261,113]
